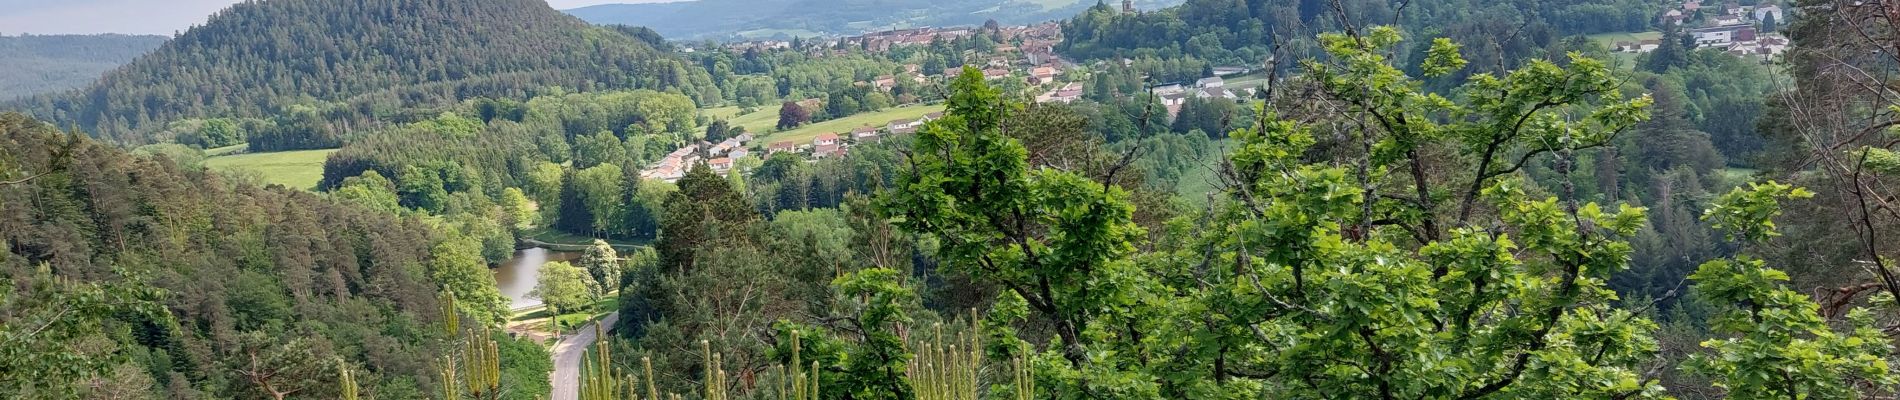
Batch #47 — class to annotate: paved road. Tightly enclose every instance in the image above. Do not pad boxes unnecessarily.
[550,312,619,400]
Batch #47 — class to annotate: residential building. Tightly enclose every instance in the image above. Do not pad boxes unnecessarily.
[1037,82,1084,104]
[1663,9,1685,25]
[852,126,879,141]
[814,132,841,147]
[767,140,796,155]
[708,157,734,172]
[813,143,843,158]
[1692,25,1756,47]
[1197,87,1237,100]
[888,117,923,132]
[1160,92,1188,106]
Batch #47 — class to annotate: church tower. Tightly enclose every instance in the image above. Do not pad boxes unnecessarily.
[1123,0,1135,13]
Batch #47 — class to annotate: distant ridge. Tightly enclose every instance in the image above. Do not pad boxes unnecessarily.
[8,0,709,144]
[0,34,167,99]
[564,0,1184,40]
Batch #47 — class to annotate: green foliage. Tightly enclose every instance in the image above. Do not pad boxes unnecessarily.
[495,332,554,400]
[333,170,404,214]
[1,113,454,398]
[438,323,506,400]
[0,265,168,398]
[884,33,1690,397]
[232,332,334,399]
[534,261,598,316]
[578,164,629,234]
[1686,182,1896,398]
[500,187,538,230]
[410,112,487,138]
[885,68,1155,397]
[581,240,624,296]
[338,358,360,400]
[432,237,511,324]
[131,143,208,170]
[186,118,248,148]
[1061,0,1660,68]
[1701,181,1812,243]
[833,268,918,399]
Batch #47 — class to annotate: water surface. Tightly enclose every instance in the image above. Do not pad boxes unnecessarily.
[493,247,581,310]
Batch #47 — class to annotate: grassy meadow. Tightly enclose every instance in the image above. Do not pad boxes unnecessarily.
[204,148,337,190]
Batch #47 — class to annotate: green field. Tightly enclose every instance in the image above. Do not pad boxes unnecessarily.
[760,104,946,146]
[702,105,780,134]
[1222,71,1272,90]
[204,148,337,190]
[1585,31,1663,48]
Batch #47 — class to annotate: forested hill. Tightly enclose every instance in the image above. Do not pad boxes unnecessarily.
[7,0,714,145]
[0,34,168,100]
[0,112,553,397]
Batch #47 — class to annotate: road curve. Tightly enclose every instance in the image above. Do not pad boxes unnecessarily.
[550,312,620,400]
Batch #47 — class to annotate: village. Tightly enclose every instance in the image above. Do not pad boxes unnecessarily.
[643,19,1096,182]
[644,0,1755,184]
[1615,1,1788,60]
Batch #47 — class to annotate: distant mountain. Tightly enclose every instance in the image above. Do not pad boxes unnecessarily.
[7,0,711,144]
[0,34,167,100]
[565,0,1184,40]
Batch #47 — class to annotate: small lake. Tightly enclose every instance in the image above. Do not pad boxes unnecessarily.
[492,247,581,310]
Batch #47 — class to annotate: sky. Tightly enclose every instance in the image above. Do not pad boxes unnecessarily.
[0,0,681,35]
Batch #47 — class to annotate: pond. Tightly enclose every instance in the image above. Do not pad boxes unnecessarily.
[492,247,581,310]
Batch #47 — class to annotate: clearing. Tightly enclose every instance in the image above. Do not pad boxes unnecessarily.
[1584,31,1663,48]
[508,295,618,339]
[702,105,781,134]
[204,148,337,190]
[759,104,946,146]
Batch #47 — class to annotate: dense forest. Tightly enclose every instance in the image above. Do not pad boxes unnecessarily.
[5,0,716,146]
[0,34,167,100]
[0,113,548,398]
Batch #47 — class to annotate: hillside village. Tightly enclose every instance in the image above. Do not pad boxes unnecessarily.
[645,0,1779,184]
[650,16,1229,182]
[1617,1,1788,60]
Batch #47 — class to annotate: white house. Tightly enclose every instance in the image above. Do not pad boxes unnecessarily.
[1196,87,1238,100]
[814,132,841,147]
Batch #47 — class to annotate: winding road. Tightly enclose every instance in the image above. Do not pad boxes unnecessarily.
[550,312,620,400]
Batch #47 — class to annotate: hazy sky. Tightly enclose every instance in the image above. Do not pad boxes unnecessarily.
[0,0,681,35]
